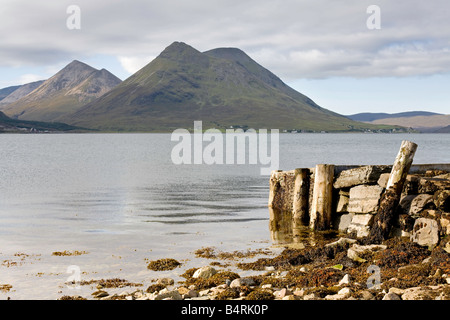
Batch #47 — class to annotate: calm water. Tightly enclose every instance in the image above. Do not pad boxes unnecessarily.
[0,133,449,299]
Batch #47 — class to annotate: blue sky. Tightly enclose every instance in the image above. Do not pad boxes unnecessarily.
[0,0,449,115]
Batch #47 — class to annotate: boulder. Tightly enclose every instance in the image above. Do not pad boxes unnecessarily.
[347,244,387,262]
[433,190,450,211]
[377,173,390,188]
[399,194,435,217]
[334,165,390,189]
[410,218,440,247]
[336,190,349,213]
[382,292,401,300]
[193,266,217,279]
[334,212,354,233]
[154,288,182,300]
[347,214,374,238]
[418,177,450,194]
[230,277,254,288]
[440,214,450,235]
[348,185,383,214]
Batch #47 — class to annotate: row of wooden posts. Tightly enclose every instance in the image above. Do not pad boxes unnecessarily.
[269,140,418,243]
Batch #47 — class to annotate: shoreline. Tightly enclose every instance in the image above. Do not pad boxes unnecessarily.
[53,235,450,301]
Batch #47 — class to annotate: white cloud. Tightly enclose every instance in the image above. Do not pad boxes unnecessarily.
[0,0,450,80]
[18,73,44,84]
[118,56,155,75]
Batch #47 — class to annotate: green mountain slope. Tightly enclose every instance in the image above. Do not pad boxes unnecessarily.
[0,111,82,133]
[62,42,393,132]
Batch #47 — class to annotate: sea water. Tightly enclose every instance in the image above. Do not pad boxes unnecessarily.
[0,133,449,299]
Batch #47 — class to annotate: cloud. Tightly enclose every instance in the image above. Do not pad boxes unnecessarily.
[1,0,450,80]
[18,73,44,84]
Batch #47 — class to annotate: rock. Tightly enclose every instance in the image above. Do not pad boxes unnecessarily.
[155,288,182,300]
[419,177,450,194]
[444,242,450,254]
[400,194,434,217]
[410,218,440,247]
[92,290,109,298]
[347,214,374,238]
[360,290,374,300]
[338,274,350,286]
[273,288,292,299]
[336,190,349,213]
[325,287,351,300]
[199,289,211,296]
[335,212,354,233]
[325,237,357,248]
[334,165,390,189]
[382,292,401,300]
[440,215,450,236]
[377,173,390,188]
[157,277,174,286]
[401,286,439,300]
[347,244,387,262]
[193,266,217,279]
[348,185,383,214]
[282,295,298,300]
[293,288,305,297]
[434,190,450,211]
[230,277,254,288]
[178,286,198,298]
[389,287,405,296]
[303,293,318,300]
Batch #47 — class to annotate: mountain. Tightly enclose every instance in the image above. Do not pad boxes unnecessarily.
[0,85,21,101]
[346,111,442,122]
[347,111,449,133]
[0,80,45,106]
[2,60,122,122]
[61,42,394,132]
[0,111,82,133]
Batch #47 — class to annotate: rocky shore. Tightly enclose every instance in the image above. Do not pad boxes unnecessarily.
[60,234,450,301]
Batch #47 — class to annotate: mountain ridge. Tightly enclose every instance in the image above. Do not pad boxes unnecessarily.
[61,41,390,132]
[347,111,449,133]
[2,60,122,122]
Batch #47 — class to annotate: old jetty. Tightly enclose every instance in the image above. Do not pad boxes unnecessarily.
[268,140,450,247]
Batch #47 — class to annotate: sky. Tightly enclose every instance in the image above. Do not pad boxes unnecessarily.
[0,0,449,115]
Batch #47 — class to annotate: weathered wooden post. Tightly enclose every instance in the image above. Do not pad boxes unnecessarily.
[366,140,418,243]
[292,168,310,227]
[310,164,334,231]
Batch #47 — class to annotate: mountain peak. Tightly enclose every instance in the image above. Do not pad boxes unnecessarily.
[158,41,206,63]
[2,60,121,122]
[204,47,251,63]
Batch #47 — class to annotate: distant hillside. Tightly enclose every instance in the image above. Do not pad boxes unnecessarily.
[346,111,442,122]
[60,42,398,132]
[0,85,21,101]
[2,60,121,122]
[433,125,450,133]
[347,111,449,133]
[0,111,82,133]
[0,80,45,106]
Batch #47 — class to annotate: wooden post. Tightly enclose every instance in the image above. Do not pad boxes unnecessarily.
[366,140,418,243]
[292,168,310,227]
[310,164,334,231]
[268,170,283,208]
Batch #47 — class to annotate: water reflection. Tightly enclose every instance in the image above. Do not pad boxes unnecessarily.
[269,207,338,248]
